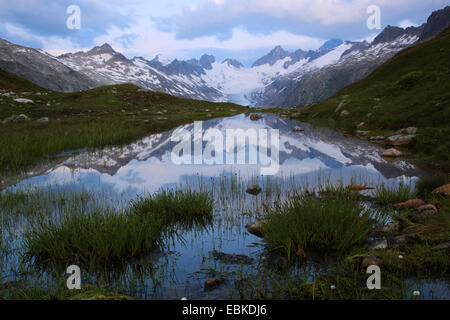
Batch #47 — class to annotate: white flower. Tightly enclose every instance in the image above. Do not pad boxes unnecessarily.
[398,255,403,259]
[330,285,336,290]
[413,291,420,296]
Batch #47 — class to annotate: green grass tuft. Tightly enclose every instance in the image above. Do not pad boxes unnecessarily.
[24,190,213,267]
[262,193,379,259]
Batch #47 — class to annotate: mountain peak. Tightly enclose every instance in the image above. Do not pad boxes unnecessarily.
[88,43,116,55]
[318,39,344,52]
[199,54,216,70]
[252,46,289,67]
[222,58,244,69]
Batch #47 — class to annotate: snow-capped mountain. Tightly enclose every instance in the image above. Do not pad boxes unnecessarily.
[1,6,448,107]
[0,38,97,92]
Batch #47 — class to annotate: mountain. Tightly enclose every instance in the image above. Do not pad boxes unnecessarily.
[1,6,448,107]
[252,46,290,67]
[258,5,450,107]
[290,26,450,170]
[318,39,344,52]
[0,38,98,92]
[58,45,225,101]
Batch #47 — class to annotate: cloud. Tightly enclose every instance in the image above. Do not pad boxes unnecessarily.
[154,0,449,40]
[0,0,134,47]
[0,0,448,63]
[92,18,325,62]
[397,19,420,29]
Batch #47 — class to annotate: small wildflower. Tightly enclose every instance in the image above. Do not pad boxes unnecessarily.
[330,285,336,290]
[398,255,403,259]
[413,291,420,296]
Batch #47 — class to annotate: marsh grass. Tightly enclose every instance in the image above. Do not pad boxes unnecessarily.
[415,175,448,199]
[262,192,382,259]
[23,190,213,267]
[374,182,416,206]
[129,189,213,229]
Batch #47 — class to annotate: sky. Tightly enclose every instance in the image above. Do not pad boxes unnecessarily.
[0,0,448,66]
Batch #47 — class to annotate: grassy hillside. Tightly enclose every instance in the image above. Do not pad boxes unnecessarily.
[0,69,247,173]
[290,27,450,171]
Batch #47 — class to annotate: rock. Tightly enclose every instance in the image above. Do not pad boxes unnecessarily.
[370,136,386,141]
[204,278,224,291]
[369,239,388,250]
[250,114,262,121]
[357,122,365,128]
[395,128,407,135]
[246,184,262,196]
[432,242,450,250]
[13,98,34,104]
[355,130,369,136]
[392,234,416,245]
[296,248,307,259]
[382,148,403,157]
[293,126,304,132]
[245,221,266,237]
[2,114,30,124]
[211,250,253,265]
[340,110,349,117]
[416,204,438,215]
[381,221,400,233]
[36,117,49,123]
[362,255,382,268]
[432,184,450,196]
[406,127,418,134]
[335,100,346,113]
[280,114,289,119]
[385,135,416,146]
[347,184,375,191]
[393,199,426,209]
[291,112,301,117]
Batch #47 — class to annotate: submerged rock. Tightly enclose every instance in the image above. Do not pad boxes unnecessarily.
[246,184,262,196]
[293,126,304,132]
[245,221,266,237]
[211,250,253,264]
[393,199,426,209]
[204,278,224,291]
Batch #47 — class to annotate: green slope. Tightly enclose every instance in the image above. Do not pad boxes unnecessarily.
[0,68,46,92]
[291,27,450,171]
[0,70,247,174]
